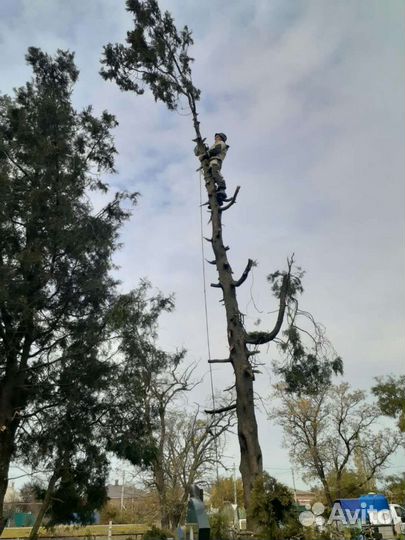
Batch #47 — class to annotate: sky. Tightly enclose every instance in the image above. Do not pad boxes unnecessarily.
[1,0,404,492]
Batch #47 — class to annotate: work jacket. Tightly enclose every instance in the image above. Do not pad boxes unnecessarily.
[207,140,229,162]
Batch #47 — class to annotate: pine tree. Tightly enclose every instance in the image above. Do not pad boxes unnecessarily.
[0,47,136,532]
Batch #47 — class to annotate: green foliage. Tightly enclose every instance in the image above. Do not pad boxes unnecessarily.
[382,473,405,503]
[0,46,150,526]
[321,469,376,501]
[209,512,231,540]
[210,477,244,510]
[267,265,304,299]
[143,525,169,540]
[247,473,301,540]
[0,45,136,407]
[103,280,185,467]
[372,375,405,433]
[35,453,108,526]
[276,335,343,395]
[267,262,343,395]
[100,0,200,110]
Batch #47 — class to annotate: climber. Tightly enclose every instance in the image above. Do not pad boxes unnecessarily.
[194,132,229,205]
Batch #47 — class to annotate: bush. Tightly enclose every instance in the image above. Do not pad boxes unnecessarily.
[247,473,302,539]
[143,525,171,540]
[209,512,231,540]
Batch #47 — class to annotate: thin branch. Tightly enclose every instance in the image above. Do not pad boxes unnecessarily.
[2,149,33,180]
[208,358,231,364]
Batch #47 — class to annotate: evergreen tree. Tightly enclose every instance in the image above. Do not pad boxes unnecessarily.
[0,47,137,532]
[247,473,300,540]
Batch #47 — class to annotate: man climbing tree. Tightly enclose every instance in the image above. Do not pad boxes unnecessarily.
[100,0,342,511]
[195,133,229,205]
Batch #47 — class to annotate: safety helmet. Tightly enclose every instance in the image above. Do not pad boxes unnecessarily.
[215,132,227,142]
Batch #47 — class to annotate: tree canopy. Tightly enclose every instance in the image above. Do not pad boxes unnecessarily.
[372,375,405,433]
[0,46,137,530]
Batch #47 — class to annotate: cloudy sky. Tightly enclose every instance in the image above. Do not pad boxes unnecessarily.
[1,0,404,490]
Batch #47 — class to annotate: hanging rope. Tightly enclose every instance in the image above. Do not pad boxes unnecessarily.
[199,170,220,482]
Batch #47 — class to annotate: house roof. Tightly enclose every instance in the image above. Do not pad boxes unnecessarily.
[106,483,143,500]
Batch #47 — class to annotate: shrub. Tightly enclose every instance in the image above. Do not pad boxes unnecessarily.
[143,525,170,540]
[209,512,232,540]
[247,473,302,539]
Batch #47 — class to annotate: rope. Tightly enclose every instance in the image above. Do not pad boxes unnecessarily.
[199,170,220,483]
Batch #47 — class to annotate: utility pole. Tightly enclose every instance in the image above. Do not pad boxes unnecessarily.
[233,463,237,506]
[232,462,238,530]
[120,470,125,512]
[291,467,298,504]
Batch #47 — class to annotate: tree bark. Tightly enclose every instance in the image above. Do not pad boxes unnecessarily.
[154,463,170,530]
[28,468,60,540]
[0,351,25,535]
[0,422,18,534]
[199,157,263,509]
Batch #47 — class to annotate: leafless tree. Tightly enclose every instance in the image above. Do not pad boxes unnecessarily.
[140,360,233,528]
[272,382,401,505]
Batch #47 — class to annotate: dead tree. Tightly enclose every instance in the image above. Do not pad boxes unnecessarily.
[100,0,335,508]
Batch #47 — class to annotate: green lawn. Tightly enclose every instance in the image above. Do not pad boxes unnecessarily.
[1,524,149,539]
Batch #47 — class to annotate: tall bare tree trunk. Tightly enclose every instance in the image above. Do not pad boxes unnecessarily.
[206,174,262,505]
[184,86,292,521]
[190,107,290,511]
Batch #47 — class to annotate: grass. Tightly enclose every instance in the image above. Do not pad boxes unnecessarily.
[1,524,149,539]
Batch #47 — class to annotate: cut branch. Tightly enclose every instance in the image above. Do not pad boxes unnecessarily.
[245,273,290,345]
[221,186,241,211]
[233,259,255,287]
[205,404,236,415]
[208,358,231,364]
[210,283,222,289]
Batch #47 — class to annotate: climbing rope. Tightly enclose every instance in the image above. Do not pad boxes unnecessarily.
[199,170,220,482]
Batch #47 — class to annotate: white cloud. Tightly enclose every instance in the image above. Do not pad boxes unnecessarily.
[1,0,404,488]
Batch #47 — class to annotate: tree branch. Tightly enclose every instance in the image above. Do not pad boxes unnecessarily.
[221,186,240,211]
[208,358,231,364]
[2,149,33,180]
[233,259,255,288]
[245,272,290,345]
[205,404,236,415]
